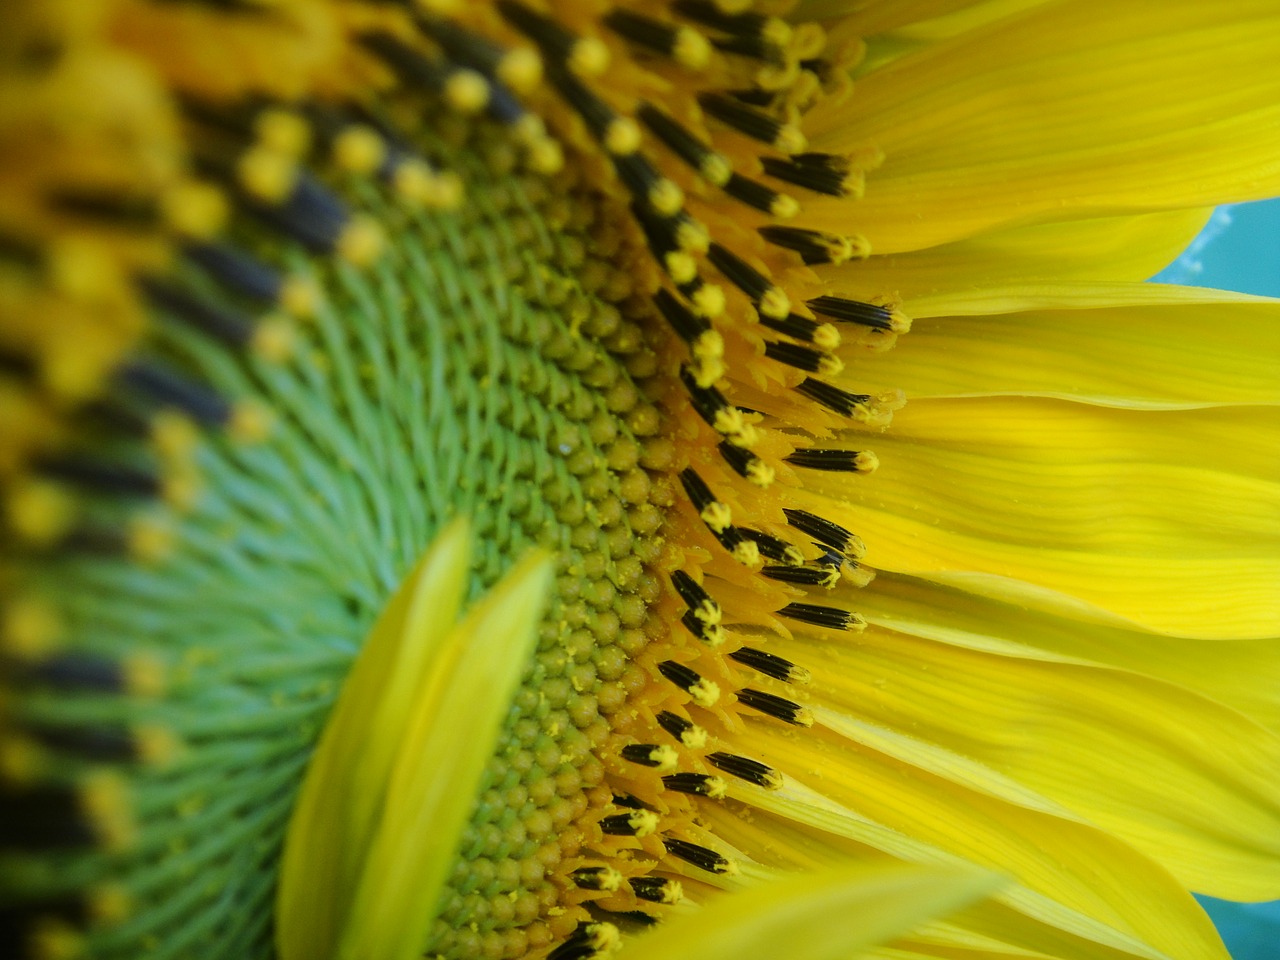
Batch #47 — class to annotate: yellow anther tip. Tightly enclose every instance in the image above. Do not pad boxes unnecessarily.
[770,194,800,219]
[746,461,775,488]
[152,411,201,461]
[252,315,297,364]
[665,251,697,285]
[675,218,709,254]
[336,216,385,266]
[690,678,720,708]
[3,598,62,657]
[569,37,610,77]
[732,540,762,568]
[702,154,733,187]
[650,179,685,217]
[604,117,641,156]
[673,28,712,70]
[498,47,543,94]
[700,501,732,533]
[124,654,168,698]
[692,284,725,319]
[160,180,229,240]
[526,137,565,175]
[333,126,387,175]
[255,109,311,158]
[280,275,320,318]
[228,401,274,445]
[817,354,844,377]
[445,69,490,115]
[813,323,842,351]
[774,125,808,156]
[237,146,297,204]
[128,515,175,565]
[7,480,76,546]
[759,287,791,320]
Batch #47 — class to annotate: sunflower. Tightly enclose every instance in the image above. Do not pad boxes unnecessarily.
[1,2,1278,959]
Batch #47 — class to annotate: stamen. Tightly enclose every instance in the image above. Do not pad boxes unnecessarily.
[184,242,283,305]
[705,243,789,320]
[784,448,878,474]
[728,647,812,684]
[794,377,873,419]
[737,527,805,566]
[37,457,160,499]
[415,15,544,94]
[612,793,656,811]
[673,2,792,48]
[776,602,865,632]
[662,837,735,875]
[678,467,761,566]
[758,312,839,349]
[657,660,720,708]
[759,563,838,589]
[671,571,726,647]
[653,289,722,375]
[736,687,814,726]
[636,103,732,186]
[762,340,843,376]
[621,743,679,771]
[629,876,684,905]
[696,93,805,154]
[807,295,904,333]
[710,35,786,67]
[571,865,624,892]
[603,11,710,69]
[548,921,621,960]
[706,751,783,789]
[757,226,863,265]
[677,371,759,447]
[616,155,688,218]
[761,154,861,197]
[116,362,232,428]
[716,440,775,488]
[655,710,708,750]
[722,171,798,217]
[677,275,727,318]
[662,772,727,799]
[497,1,609,77]
[782,507,864,559]
[359,33,490,114]
[600,809,659,837]
[547,67,641,156]
[138,277,253,348]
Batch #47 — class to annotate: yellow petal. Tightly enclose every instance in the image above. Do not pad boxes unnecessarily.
[855,570,1280,738]
[799,398,1280,638]
[815,208,1211,302]
[732,721,1229,960]
[839,287,1280,408]
[773,622,1280,900]
[804,1,1280,253]
[276,520,554,960]
[276,518,472,960]
[616,861,999,960]
[340,547,553,960]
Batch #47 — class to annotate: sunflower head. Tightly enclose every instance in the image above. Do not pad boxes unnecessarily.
[3,2,1280,960]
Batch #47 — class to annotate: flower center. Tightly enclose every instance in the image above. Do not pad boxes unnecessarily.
[2,4,911,959]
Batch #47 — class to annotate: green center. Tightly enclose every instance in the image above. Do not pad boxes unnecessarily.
[10,122,662,960]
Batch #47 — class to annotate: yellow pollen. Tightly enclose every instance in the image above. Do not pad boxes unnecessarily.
[604,117,642,156]
[731,540,762,567]
[759,286,791,320]
[160,468,201,512]
[817,354,844,377]
[30,918,84,960]
[88,884,133,926]
[228,400,275,445]
[526,136,565,174]
[333,126,387,174]
[692,329,724,362]
[655,878,684,904]
[568,37,610,77]
[236,146,297,204]
[626,809,659,838]
[251,315,297,363]
[7,480,76,547]
[673,28,711,69]
[134,725,181,767]
[843,564,876,588]
[813,323,842,351]
[80,771,136,852]
[773,125,808,155]
[127,515,174,565]
[444,69,490,114]
[691,283,726,318]
[151,411,201,461]
[854,450,879,474]
[700,501,732,533]
[279,275,319,318]
[690,355,725,388]
[770,194,800,219]
[889,310,913,334]
[789,22,827,61]
[694,600,722,628]
[2,598,62,657]
[497,47,543,94]
[254,109,311,158]
[123,654,167,698]
[336,216,385,266]
[649,179,684,217]
[665,251,698,285]
[159,180,228,240]
[680,725,708,750]
[649,745,679,772]
[746,460,775,488]
[675,218,709,253]
[689,677,720,708]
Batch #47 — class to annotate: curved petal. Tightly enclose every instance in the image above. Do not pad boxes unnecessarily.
[617,861,998,960]
[838,290,1280,408]
[803,0,1280,253]
[765,623,1280,900]
[814,208,1211,302]
[795,399,1280,638]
